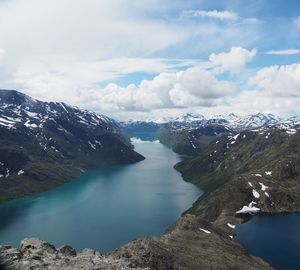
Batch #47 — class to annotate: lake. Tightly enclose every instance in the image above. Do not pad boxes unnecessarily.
[235,213,300,270]
[0,140,201,252]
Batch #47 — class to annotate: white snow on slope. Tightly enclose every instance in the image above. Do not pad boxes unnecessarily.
[227,223,236,229]
[200,228,211,234]
[252,189,260,198]
[17,170,24,175]
[259,182,268,191]
[236,201,260,214]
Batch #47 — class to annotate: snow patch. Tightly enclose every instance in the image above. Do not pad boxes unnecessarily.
[286,129,297,135]
[88,141,96,150]
[17,170,24,176]
[190,140,196,149]
[236,201,260,214]
[200,228,211,234]
[259,182,268,191]
[252,189,260,198]
[233,133,240,140]
[227,223,236,229]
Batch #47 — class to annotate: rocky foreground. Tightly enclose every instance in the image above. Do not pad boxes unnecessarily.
[0,238,148,270]
[0,214,271,270]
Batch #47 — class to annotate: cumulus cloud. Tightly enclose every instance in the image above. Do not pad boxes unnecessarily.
[96,65,237,112]
[209,47,257,75]
[266,49,300,55]
[0,0,297,119]
[248,63,300,96]
[182,10,238,21]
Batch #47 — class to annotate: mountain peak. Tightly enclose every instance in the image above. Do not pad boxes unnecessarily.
[0,89,36,105]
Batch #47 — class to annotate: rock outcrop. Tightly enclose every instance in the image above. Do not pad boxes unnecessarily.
[0,238,147,270]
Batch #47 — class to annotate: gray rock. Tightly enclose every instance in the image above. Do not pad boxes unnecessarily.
[58,245,77,256]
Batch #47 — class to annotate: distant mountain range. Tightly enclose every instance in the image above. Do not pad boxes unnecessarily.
[0,89,144,202]
[122,112,300,132]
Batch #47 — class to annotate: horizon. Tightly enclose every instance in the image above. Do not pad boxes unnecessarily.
[0,88,299,122]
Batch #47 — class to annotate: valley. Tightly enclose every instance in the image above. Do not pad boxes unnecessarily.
[1,90,300,269]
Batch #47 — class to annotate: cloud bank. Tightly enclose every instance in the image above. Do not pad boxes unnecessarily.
[0,0,299,120]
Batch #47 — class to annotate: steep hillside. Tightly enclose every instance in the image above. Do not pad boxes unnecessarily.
[158,124,232,155]
[175,128,300,236]
[0,90,144,202]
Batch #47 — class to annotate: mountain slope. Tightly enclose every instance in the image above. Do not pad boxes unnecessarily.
[158,124,232,155]
[175,128,300,236]
[0,90,144,202]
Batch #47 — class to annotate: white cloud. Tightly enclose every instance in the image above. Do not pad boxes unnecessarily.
[295,16,300,28]
[182,10,238,21]
[0,0,297,120]
[266,49,300,55]
[96,65,237,112]
[8,57,204,103]
[209,47,257,75]
[248,63,300,97]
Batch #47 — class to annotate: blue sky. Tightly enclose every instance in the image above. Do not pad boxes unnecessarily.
[0,0,299,120]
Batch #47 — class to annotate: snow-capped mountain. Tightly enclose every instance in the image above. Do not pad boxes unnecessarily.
[0,89,118,131]
[121,112,300,138]
[0,89,144,202]
[157,112,282,131]
[208,113,281,130]
[146,112,299,131]
[174,113,205,123]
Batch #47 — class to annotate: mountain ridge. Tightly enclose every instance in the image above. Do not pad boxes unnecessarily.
[121,112,299,132]
[0,89,144,202]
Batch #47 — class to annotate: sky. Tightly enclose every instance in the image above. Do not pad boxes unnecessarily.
[0,0,299,120]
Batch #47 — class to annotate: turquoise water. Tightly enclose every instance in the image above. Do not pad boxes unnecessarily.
[0,141,201,252]
[235,214,300,270]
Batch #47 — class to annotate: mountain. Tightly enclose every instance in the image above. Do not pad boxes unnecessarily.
[0,90,144,202]
[174,112,205,123]
[164,112,283,131]
[175,128,300,230]
[123,112,299,132]
[158,124,232,155]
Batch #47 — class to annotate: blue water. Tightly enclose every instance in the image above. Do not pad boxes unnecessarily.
[235,214,300,270]
[0,141,201,252]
